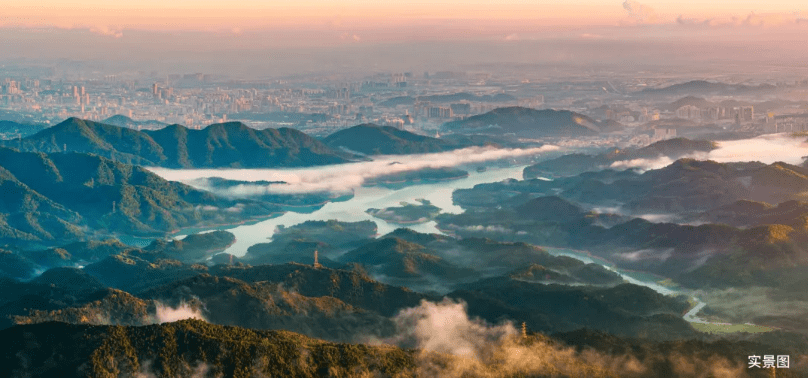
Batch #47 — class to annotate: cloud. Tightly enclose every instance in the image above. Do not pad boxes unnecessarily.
[580,33,604,39]
[676,12,807,29]
[384,298,517,361]
[504,33,520,41]
[613,248,673,263]
[622,0,658,23]
[339,32,361,41]
[89,25,123,38]
[609,156,675,171]
[153,301,207,323]
[150,145,560,194]
[707,133,808,164]
[609,133,807,172]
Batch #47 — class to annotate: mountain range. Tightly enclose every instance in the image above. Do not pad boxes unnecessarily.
[523,138,718,178]
[639,80,778,97]
[377,92,515,107]
[2,118,353,168]
[442,107,605,138]
[101,115,168,130]
[0,120,48,138]
[323,124,464,155]
[0,148,280,245]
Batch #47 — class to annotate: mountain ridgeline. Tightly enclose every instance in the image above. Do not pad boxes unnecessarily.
[0,148,280,244]
[322,124,466,155]
[442,107,608,138]
[2,118,354,168]
[524,137,718,178]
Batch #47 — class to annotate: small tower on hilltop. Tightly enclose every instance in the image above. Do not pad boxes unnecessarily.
[313,250,322,269]
[521,322,527,338]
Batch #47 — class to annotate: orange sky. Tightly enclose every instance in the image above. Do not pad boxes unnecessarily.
[1,0,806,31]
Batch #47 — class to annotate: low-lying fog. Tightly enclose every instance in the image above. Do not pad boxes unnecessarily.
[610,133,808,171]
[149,145,559,194]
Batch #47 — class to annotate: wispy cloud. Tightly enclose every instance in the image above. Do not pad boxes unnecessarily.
[150,145,559,194]
[622,0,658,24]
[676,12,806,28]
[89,25,123,38]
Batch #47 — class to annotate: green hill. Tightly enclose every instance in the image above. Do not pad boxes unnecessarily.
[102,115,168,130]
[338,237,479,285]
[443,107,602,138]
[0,120,48,138]
[0,320,416,377]
[0,148,280,244]
[145,121,352,168]
[323,124,460,155]
[524,138,718,178]
[3,118,353,168]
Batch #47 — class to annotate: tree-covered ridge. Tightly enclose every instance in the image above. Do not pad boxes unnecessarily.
[524,137,718,178]
[0,148,280,244]
[2,117,354,168]
[323,123,462,155]
[442,107,604,137]
[1,319,803,377]
[0,320,417,377]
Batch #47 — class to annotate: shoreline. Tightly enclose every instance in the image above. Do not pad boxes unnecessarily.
[115,211,286,241]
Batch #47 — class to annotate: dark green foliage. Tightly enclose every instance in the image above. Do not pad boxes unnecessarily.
[443,107,602,138]
[145,230,236,263]
[210,263,434,317]
[452,278,695,340]
[339,237,479,282]
[0,120,47,138]
[323,124,461,155]
[145,121,352,168]
[366,200,441,224]
[138,273,395,342]
[524,138,718,178]
[377,92,515,107]
[0,249,39,279]
[101,115,168,130]
[2,117,352,168]
[0,148,281,244]
[0,320,417,377]
[364,167,469,187]
[83,251,208,293]
[639,80,776,96]
[553,328,808,377]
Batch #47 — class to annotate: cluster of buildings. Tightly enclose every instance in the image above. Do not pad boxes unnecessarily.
[0,71,533,135]
[4,67,805,147]
[765,113,808,133]
[675,105,755,123]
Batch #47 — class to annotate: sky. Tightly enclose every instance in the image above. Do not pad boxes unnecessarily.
[1,1,807,77]
[2,1,806,37]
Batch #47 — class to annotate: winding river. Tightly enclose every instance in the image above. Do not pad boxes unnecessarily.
[154,163,725,325]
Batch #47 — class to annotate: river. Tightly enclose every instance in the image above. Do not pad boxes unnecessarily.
[174,165,527,257]
[154,163,724,324]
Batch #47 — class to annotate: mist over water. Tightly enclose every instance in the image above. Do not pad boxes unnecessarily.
[179,165,527,256]
[610,133,807,172]
[707,133,808,164]
[149,145,558,194]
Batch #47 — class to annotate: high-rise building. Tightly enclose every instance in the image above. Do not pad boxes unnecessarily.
[428,106,453,118]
